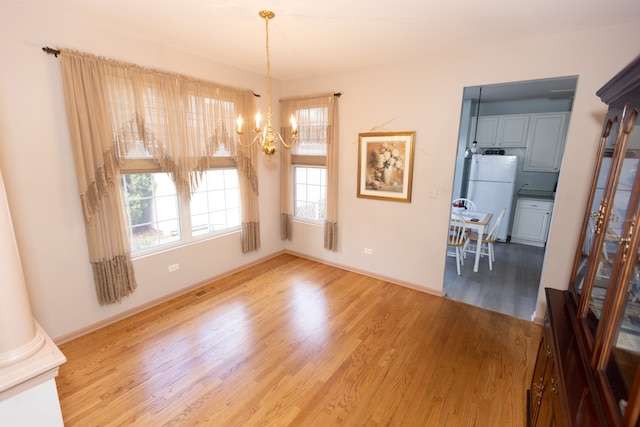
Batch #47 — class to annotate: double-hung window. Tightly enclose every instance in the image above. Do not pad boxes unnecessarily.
[291,105,329,222]
[117,94,242,256]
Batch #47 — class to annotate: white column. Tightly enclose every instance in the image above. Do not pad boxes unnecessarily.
[0,168,43,367]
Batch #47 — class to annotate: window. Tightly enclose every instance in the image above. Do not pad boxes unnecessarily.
[190,169,240,236]
[111,81,248,256]
[291,105,329,221]
[120,168,240,255]
[121,173,180,252]
[294,166,326,221]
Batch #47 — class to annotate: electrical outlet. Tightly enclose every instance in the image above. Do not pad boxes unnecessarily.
[168,263,179,272]
[364,248,373,255]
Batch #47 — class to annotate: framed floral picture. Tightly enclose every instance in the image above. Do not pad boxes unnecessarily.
[357,131,415,202]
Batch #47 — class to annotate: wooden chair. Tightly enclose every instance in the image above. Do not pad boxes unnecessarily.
[447,213,467,275]
[463,208,506,270]
[451,198,476,212]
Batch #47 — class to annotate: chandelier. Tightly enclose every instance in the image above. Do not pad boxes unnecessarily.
[236,10,298,156]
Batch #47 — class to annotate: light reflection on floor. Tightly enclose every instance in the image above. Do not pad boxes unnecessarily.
[290,282,328,343]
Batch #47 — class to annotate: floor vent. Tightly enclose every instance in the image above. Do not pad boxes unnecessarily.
[193,290,207,297]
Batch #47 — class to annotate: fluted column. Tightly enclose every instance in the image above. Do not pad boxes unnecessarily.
[0,168,43,367]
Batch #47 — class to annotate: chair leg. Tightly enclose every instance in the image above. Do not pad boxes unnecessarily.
[488,245,493,270]
[456,248,461,275]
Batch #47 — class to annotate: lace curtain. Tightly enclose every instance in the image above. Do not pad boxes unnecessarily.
[279,93,339,251]
[59,48,259,304]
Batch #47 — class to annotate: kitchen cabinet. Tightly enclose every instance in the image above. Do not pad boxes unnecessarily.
[511,197,553,247]
[470,114,529,147]
[523,112,569,172]
[469,116,499,146]
[527,55,640,427]
[497,114,529,146]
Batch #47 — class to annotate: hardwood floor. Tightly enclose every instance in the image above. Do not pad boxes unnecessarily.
[56,253,542,426]
[443,241,545,321]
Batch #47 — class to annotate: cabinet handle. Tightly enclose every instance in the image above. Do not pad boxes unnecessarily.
[620,221,635,263]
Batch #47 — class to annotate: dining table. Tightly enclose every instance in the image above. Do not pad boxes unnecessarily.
[451,210,493,273]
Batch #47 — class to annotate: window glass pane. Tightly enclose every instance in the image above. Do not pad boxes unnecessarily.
[294,166,326,221]
[191,213,209,237]
[207,169,225,190]
[296,183,307,200]
[190,192,208,216]
[227,207,241,227]
[121,173,180,252]
[226,190,240,209]
[190,168,241,236]
[155,195,179,221]
[296,168,308,184]
[224,169,239,187]
[209,211,227,231]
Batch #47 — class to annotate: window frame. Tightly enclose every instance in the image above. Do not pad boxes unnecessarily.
[119,157,241,257]
[291,145,327,224]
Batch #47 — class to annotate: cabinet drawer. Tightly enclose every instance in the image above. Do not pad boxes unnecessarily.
[518,199,553,211]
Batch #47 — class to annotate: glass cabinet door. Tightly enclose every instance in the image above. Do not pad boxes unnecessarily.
[571,114,621,301]
[571,107,626,342]
[595,107,640,426]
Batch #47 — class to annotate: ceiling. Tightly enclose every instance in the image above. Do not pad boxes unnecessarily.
[26,0,640,95]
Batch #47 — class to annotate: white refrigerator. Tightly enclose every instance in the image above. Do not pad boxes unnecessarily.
[467,154,517,242]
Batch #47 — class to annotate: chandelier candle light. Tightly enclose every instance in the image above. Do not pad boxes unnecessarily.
[236,10,298,156]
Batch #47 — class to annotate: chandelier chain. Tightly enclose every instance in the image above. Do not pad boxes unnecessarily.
[235,10,297,156]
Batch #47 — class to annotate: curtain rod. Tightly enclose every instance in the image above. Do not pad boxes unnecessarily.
[41,47,343,98]
[42,46,60,57]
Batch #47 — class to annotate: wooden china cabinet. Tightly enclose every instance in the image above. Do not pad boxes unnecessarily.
[528,55,640,426]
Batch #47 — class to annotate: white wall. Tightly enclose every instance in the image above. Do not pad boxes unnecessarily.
[280,24,640,321]
[2,1,640,340]
[0,3,284,340]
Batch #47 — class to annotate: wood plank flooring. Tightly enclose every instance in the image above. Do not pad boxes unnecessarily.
[444,242,545,321]
[56,253,542,426]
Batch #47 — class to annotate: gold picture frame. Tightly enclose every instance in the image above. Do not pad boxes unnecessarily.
[357,131,415,202]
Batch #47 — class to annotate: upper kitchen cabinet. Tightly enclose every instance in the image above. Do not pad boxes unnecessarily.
[498,114,530,146]
[523,112,569,172]
[470,114,529,147]
[470,116,499,146]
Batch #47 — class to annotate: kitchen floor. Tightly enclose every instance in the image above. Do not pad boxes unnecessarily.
[443,241,545,321]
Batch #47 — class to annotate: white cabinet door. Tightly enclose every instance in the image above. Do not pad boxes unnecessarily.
[498,114,529,146]
[470,114,529,147]
[511,198,553,247]
[470,116,499,146]
[524,113,568,172]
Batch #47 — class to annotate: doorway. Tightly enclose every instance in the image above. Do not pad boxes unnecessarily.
[444,76,578,321]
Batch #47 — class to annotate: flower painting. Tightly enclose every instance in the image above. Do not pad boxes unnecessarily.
[357,131,415,202]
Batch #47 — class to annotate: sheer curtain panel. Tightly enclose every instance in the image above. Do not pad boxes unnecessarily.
[59,48,260,304]
[59,50,137,305]
[280,93,339,250]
